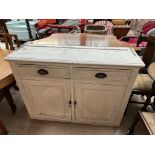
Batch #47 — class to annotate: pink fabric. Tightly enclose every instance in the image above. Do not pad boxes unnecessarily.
[128,38,147,47]
[94,20,113,35]
[128,38,138,44]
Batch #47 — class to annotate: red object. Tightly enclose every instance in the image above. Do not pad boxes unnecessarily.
[48,19,88,33]
[80,19,87,25]
[121,20,155,47]
[142,21,155,35]
[36,19,89,37]
[128,38,147,47]
[79,19,89,32]
[36,19,56,30]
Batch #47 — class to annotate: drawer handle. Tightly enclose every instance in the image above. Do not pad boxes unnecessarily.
[95,73,107,79]
[37,69,48,75]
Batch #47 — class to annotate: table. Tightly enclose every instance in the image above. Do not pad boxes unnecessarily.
[0,49,16,112]
[0,49,14,89]
[0,49,16,134]
[30,33,140,51]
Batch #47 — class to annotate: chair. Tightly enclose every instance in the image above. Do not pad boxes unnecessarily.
[137,35,155,72]
[0,19,9,34]
[128,35,155,103]
[120,20,155,47]
[0,33,20,50]
[127,62,155,134]
[124,35,155,115]
[140,112,155,135]
[147,28,155,36]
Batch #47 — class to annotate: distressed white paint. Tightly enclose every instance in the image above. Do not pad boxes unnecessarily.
[6,45,144,67]
[6,44,145,126]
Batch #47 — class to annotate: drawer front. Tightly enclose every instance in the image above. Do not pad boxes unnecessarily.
[74,68,130,83]
[18,65,70,79]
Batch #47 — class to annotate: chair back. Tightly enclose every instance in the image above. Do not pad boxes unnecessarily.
[147,28,155,36]
[137,35,155,70]
[0,33,20,50]
[142,20,155,35]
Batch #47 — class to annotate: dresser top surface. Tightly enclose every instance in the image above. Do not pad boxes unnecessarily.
[6,45,144,67]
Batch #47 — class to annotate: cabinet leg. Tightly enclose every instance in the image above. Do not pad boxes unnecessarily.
[0,119,8,135]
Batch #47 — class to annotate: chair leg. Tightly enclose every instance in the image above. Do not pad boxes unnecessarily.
[141,88,153,111]
[152,97,155,111]
[127,95,152,135]
[13,82,19,91]
[0,119,8,135]
[127,113,140,135]
[4,88,16,113]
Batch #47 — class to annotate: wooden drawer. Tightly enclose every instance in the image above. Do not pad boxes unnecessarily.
[18,64,70,79]
[74,68,131,83]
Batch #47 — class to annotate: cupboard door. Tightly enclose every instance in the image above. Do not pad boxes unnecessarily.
[75,83,125,125]
[22,79,71,121]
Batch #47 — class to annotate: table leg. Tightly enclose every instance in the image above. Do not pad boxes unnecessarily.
[4,88,16,113]
[0,119,8,135]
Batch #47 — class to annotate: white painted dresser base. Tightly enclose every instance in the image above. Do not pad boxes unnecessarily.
[6,46,144,126]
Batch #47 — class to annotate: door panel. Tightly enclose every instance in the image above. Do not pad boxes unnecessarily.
[22,79,71,121]
[75,83,125,124]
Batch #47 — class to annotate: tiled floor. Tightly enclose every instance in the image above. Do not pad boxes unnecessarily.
[0,88,149,135]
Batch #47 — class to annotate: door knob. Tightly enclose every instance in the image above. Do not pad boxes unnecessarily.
[95,73,107,79]
[37,69,48,75]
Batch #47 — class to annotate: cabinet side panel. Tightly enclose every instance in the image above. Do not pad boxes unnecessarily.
[9,61,36,118]
[115,68,139,126]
